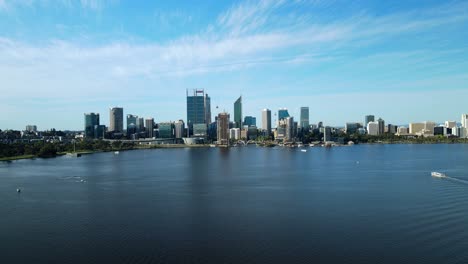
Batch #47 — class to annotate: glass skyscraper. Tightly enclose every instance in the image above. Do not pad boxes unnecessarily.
[84,113,100,138]
[234,96,242,128]
[278,108,290,120]
[244,116,256,127]
[109,107,124,133]
[186,89,211,137]
[300,107,309,129]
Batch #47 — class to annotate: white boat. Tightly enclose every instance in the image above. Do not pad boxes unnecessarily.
[300,149,307,152]
[114,151,120,155]
[431,172,446,178]
[210,144,216,148]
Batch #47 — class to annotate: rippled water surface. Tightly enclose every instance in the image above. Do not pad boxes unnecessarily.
[1,144,468,263]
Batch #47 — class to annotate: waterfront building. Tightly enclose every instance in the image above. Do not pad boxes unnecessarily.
[324,126,332,142]
[137,117,145,132]
[278,108,290,121]
[443,127,452,136]
[345,122,361,134]
[145,118,154,138]
[285,117,294,141]
[462,114,468,130]
[94,125,106,139]
[445,121,457,128]
[434,126,444,136]
[109,107,124,133]
[357,128,366,135]
[25,125,37,132]
[409,123,425,135]
[423,121,436,136]
[244,116,256,127]
[262,109,272,137]
[377,118,385,135]
[276,119,287,140]
[229,128,240,140]
[364,115,375,127]
[175,120,185,139]
[193,123,207,138]
[126,114,138,135]
[233,96,242,128]
[387,124,398,134]
[300,107,309,129]
[217,112,230,145]
[248,126,258,140]
[159,122,175,138]
[84,113,100,138]
[397,127,409,136]
[186,89,211,137]
[367,121,379,136]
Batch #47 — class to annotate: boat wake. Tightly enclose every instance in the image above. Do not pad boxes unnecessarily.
[432,172,468,185]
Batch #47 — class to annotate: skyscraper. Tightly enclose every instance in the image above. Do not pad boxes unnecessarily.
[126,114,138,135]
[84,113,100,138]
[187,89,211,136]
[244,116,256,127]
[217,112,230,146]
[365,115,375,127]
[324,126,332,142]
[234,96,242,128]
[109,107,124,133]
[136,117,145,132]
[377,118,385,135]
[175,120,185,139]
[278,108,290,120]
[145,118,154,138]
[262,109,272,136]
[285,117,294,141]
[300,107,309,128]
[462,114,468,129]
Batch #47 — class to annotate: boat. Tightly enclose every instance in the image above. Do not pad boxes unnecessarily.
[209,144,216,148]
[114,151,120,155]
[431,172,446,178]
[300,149,307,152]
[16,188,21,193]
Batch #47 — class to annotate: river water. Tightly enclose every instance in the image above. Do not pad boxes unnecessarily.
[1,144,468,263]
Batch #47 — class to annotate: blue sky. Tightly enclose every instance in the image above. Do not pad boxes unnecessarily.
[0,0,467,130]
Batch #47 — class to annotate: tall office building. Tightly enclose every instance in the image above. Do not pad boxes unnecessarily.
[462,114,468,129]
[365,115,375,127]
[377,118,385,135]
[187,89,211,136]
[175,120,185,139]
[145,118,154,138]
[285,117,294,141]
[126,114,138,135]
[234,96,242,128]
[244,116,256,127]
[25,125,37,132]
[109,107,124,133]
[262,109,272,136]
[136,117,145,132]
[324,126,332,142]
[84,113,100,138]
[217,112,230,145]
[278,108,290,120]
[300,107,309,128]
[367,121,379,136]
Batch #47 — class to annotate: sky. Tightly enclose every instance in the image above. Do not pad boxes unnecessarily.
[0,0,467,130]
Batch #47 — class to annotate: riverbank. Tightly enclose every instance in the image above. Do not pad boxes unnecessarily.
[0,155,36,161]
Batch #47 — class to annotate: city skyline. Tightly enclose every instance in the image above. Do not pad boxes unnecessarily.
[1,1,468,130]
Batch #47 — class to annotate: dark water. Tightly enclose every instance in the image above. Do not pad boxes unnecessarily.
[1,144,468,264]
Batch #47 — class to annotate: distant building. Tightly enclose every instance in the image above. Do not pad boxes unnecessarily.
[94,125,106,139]
[244,116,256,127]
[278,108,290,121]
[434,126,444,136]
[217,112,230,145]
[193,123,207,138]
[445,121,457,128]
[397,127,409,136]
[247,126,258,140]
[345,122,361,134]
[324,126,332,142]
[25,125,37,132]
[377,118,385,135]
[367,121,379,136]
[234,96,242,128]
[186,89,211,137]
[230,128,240,140]
[285,117,294,141]
[158,122,175,138]
[387,124,398,134]
[262,109,272,137]
[443,127,452,136]
[109,107,124,133]
[409,123,425,135]
[126,114,138,136]
[452,127,466,138]
[84,113,100,138]
[137,117,145,132]
[276,119,287,140]
[175,120,185,139]
[145,118,154,138]
[423,121,436,136]
[364,115,375,127]
[300,107,309,129]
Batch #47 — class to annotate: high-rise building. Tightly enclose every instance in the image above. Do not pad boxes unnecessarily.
[217,112,230,145]
[397,127,409,135]
[367,121,379,136]
[409,123,425,135]
[187,89,211,136]
[145,118,154,138]
[175,120,185,139]
[377,118,385,135]
[136,117,145,132]
[262,109,272,136]
[324,126,332,142]
[364,115,375,127]
[387,124,398,134]
[25,125,37,133]
[278,108,290,121]
[445,121,457,128]
[462,114,468,129]
[424,121,436,136]
[285,117,294,141]
[126,114,138,135]
[229,128,240,140]
[234,96,242,128]
[244,116,256,127]
[300,107,309,128]
[109,107,124,133]
[345,122,361,134]
[158,122,175,138]
[84,113,100,138]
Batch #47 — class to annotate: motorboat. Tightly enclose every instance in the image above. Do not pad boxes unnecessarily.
[300,149,307,152]
[114,151,120,155]
[431,172,446,178]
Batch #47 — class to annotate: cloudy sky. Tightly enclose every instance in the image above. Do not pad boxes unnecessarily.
[1,0,467,130]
